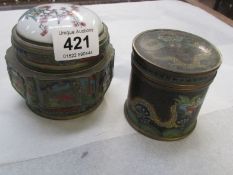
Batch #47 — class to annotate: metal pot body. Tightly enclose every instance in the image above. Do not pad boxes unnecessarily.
[125,63,210,140]
[124,29,221,140]
[6,45,114,119]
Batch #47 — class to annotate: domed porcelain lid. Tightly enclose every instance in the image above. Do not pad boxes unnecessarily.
[133,29,221,74]
[16,3,103,44]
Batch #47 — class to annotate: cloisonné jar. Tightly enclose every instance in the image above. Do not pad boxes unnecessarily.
[5,4,114,119]
[125,29,221,140]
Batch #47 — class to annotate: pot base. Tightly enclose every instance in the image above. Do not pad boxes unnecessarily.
[27,97,103,120]
[124,100,197,141]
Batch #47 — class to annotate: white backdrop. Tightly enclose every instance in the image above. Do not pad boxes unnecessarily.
[0,1,233,174]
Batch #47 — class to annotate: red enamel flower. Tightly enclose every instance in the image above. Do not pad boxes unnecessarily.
[40,29,48,36]
[80,22,86,27]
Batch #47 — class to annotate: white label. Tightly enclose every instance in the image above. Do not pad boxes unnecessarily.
[52,26,99,61]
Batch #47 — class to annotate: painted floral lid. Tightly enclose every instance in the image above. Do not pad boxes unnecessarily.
[16,4,103,44]
[133,29,221,74]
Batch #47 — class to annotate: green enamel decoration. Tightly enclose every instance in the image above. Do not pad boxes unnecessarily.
[125,29,221,140]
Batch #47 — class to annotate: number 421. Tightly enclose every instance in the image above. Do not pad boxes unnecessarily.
[64,35,89,50]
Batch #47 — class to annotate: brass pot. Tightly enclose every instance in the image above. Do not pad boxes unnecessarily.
[5,4,115,119]
[125,29,221,140]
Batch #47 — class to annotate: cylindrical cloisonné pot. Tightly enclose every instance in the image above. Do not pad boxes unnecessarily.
[124,29,221,140]
[5,4,114,119]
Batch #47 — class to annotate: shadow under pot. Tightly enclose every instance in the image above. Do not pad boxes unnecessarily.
[125,29,221,140]
[5,4,115,119]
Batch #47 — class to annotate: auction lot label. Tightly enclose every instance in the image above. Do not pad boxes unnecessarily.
[52,26,99,61]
